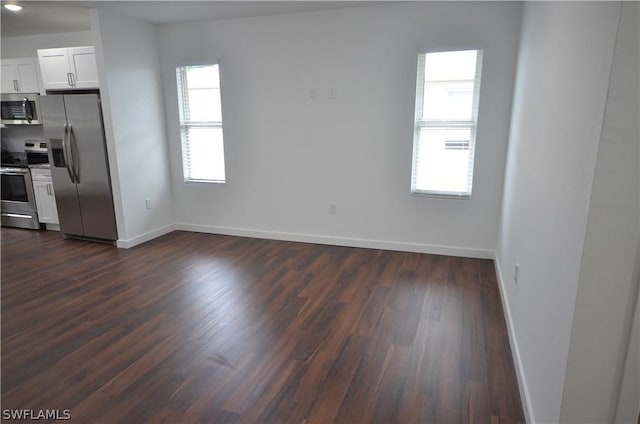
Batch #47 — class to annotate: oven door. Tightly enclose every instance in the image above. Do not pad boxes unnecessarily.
[1,167,41,229]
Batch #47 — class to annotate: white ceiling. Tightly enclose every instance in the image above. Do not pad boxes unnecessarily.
[1,1,383,37]
[1,2,91,37]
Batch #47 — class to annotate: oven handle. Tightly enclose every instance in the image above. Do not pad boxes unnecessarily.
[0,171,28,176]
[1,212,35,219]
[62,123,75,183]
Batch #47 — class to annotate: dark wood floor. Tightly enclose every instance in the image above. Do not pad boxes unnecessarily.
[1,228,524,423]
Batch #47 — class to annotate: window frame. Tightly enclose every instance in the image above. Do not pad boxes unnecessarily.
[176,63,226,184]
[411,49,484,199]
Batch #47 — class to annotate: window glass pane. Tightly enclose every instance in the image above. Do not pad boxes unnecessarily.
[423,81,474,120]
[187,88,221,122]
[422,50,477,121]
[424,50,477,81]
[186,65,219,89]
[413,127,472,194]
[183,127,225,181]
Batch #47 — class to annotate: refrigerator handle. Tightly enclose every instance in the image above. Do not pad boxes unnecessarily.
[68,123,78,183]
[62,123,75,183]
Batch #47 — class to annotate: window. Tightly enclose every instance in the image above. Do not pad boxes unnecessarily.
[176,64,225,183]
[411,50,483,197]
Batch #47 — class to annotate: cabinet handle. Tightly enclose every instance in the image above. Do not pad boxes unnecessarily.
[67,73,72,86]
[13,80,19,91]
[70,73,76,87]
[47,184,52,196]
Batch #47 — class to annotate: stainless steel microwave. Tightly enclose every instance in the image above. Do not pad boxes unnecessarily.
[1,93,41,125]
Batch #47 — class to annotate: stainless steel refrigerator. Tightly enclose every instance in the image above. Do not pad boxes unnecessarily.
[40,94,117,241]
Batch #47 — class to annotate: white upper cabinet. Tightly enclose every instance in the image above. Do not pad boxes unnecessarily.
[1,58,41,93]
[37,48,70,90]
[38,46,99,90]
[68,46,99,88]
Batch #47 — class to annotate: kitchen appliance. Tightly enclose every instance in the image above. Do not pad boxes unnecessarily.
[1,150,42,229]
[40,94,117,242]
[1,93,41,125]
[24,139,50,167]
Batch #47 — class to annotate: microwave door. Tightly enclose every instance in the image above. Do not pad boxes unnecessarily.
[41,95,84,237]
[1,94,41,125]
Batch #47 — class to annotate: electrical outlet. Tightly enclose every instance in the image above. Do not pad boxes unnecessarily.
[514,263,520,284]
[145,198,152,210]
[310,88,317,99]
[329,203,337,214]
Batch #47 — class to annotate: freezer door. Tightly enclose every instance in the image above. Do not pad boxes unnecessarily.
[40,95,84,237]
[64,94,117,241]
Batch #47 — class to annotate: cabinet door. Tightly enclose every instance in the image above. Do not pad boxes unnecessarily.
[46,182,60,224]
[68,46,99,89]
[1,58,41,93]
[38,48,72,90]
[15,59,41,93]
[1,60,19,93]
[33,180,59,224]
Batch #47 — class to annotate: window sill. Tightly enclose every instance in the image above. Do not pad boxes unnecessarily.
[411,191,471,200]
[185,179,226,185]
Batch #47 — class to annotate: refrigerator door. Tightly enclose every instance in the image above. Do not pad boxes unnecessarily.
[64,94,117,241]
[41,95,84,237]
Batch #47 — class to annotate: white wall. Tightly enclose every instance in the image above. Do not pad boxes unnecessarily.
[90,9,174,247]
[1,30,94,59]
[495,2,621,422]
[615,273,640,423]
[158,2,521,258]
[561,2,640,421]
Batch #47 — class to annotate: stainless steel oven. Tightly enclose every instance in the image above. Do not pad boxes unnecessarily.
[24,140,49,165]
[1,150,41,229]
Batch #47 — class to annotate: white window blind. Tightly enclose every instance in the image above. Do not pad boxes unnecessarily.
[176,64,226,183]
[411,50,483,198]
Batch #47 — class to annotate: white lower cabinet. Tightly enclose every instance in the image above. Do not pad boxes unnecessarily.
[31,169,59,225]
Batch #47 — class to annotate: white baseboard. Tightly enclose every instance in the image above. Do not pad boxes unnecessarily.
[116,223,177,249]
[174,223,493,259]
[494,254,534,423]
